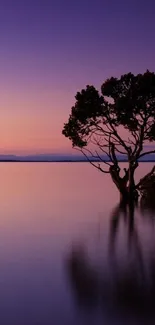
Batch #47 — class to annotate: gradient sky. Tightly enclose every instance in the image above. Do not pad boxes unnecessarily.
[0,0,155,154]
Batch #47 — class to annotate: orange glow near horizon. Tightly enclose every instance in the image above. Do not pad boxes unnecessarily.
[0,86,74,155]
[0,0,155,155]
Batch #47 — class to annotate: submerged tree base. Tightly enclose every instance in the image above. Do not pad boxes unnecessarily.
[120,190,139,205]
[138,165,155,206]
[118,165,155,206]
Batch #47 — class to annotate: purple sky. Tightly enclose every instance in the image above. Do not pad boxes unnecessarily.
[0,0,155,154]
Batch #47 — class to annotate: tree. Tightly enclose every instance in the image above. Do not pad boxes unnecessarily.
[62,70,155,202]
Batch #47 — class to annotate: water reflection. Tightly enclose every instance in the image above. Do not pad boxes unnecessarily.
[66,202,155,324]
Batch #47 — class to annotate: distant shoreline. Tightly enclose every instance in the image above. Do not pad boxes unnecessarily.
[0,160,155,163]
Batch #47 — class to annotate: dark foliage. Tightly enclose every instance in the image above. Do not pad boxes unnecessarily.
[62,71,155,200]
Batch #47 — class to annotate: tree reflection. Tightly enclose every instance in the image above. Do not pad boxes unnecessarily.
[66,203,155,323]
[67,246,99,309]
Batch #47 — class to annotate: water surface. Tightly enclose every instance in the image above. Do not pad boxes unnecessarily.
[0,162,154,325]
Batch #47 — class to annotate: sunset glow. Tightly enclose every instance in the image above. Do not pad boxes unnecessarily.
[0,0,155,154]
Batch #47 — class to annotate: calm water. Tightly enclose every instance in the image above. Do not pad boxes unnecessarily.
[0,162,155,325]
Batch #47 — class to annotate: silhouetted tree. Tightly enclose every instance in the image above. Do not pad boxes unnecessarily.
[62,71,155,202]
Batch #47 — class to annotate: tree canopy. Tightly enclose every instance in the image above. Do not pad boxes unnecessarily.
[62,70,155,201]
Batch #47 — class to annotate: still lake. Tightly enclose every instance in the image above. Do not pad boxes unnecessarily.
[0,162,155,325]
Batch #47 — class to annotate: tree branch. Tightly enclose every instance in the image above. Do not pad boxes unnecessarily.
[91,137,112,161]
[115,147,127,155]
[134,125,145,159]
[81,149,110,173]
[136,165,155,189]
[139,150,155,159]
[75,147,110,173]
[95,150,111,166]
[106,115,130,153]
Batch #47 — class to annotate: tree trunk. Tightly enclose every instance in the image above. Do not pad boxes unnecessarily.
[109,167,129,203]
[128,164,136,201]
[119,189,130,204]
[110,164,138,204]
[128,161,139,202]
